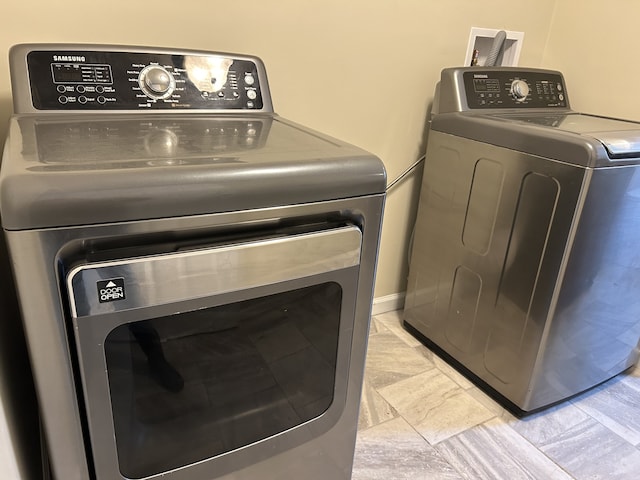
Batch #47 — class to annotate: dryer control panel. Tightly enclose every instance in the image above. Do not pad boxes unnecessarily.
[10,45,273,113]
[462,69,567,109]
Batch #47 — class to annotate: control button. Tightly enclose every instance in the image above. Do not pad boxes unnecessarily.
[247,89,257,100]
[96,85,105,93]
[247,101,255,108]
[558,94,564,101]
[78,96,87,104]
[510,79,530,101]
[77,85,86,94]
[244,74,255,86]
[57,85,67,93]
[97,96,106,104]
[58,96,68,104]
[557,83,563,91]
[138,65,176,100]
[218,91,225,97]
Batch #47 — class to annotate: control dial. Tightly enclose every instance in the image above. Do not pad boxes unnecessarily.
[139,65,176,100]
[510,79,530,102]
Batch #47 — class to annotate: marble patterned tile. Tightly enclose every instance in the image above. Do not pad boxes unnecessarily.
[368,314,389,335]
[464,386,509,419]
[358,378,398,431]
[352,417,463,480]
[357,310,640,479]
[436,417,573,480]
[373,311,423,348]
[378,368,495,445]
[621,364,640,387]
[429,352,475,390]
[508,401,591,446]
[571,376,640,446]
[363,330,434,389]
[539,416,640,479]
[401,327,478,391]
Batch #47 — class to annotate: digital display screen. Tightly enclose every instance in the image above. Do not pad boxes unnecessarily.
[474,78,501,93]
[52,64,84,83]
[51,63,113,84]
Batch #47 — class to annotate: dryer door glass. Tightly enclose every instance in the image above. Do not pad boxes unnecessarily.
[105,282,342,478]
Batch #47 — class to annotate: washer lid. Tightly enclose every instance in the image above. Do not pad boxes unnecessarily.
[431,112,640,167]
[588,130,640,158]
[0,114,386,230]
[487,113,640,159]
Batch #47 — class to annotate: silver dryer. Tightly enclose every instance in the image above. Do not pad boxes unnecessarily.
[1,44,385,480]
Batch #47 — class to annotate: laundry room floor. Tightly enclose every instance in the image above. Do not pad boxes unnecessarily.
[352,311,640,480]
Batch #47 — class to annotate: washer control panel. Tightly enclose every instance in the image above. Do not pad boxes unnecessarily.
[463,70,567,109]
[20,47,270,112]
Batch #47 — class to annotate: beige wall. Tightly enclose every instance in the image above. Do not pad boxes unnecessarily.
[543,0,640,122]
[0,0,556,300]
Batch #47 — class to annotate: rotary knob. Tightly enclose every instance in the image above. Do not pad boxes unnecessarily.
[139,65,175,100]
[510,79,530,102]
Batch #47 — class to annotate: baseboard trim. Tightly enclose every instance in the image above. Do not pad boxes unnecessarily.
[371,292,405,316]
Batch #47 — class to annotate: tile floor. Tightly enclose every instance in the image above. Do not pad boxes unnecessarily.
[352,311,640,480]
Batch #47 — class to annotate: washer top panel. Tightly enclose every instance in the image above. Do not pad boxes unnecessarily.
[9,44,273,114]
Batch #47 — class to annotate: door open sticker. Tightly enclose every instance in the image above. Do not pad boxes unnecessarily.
[97,278,126,303]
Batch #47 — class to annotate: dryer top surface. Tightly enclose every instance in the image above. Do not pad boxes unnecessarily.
[0,114,386,230]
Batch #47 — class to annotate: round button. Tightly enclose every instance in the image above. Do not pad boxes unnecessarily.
[244,74,255,86]
[58,96,68,104]
[247,89,257,100]
[97,96,106,104]
[96,85,105,93]
[76,85,86,94]
[510,79,530,101]
[57,85,67,93]
[139,65,175,99]
[78,96,87,104]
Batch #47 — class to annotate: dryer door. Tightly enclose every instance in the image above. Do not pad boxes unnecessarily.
[66,224,362,480]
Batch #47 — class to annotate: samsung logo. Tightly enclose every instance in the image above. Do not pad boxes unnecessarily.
[474,74,489,79]
[53,55,86,62]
